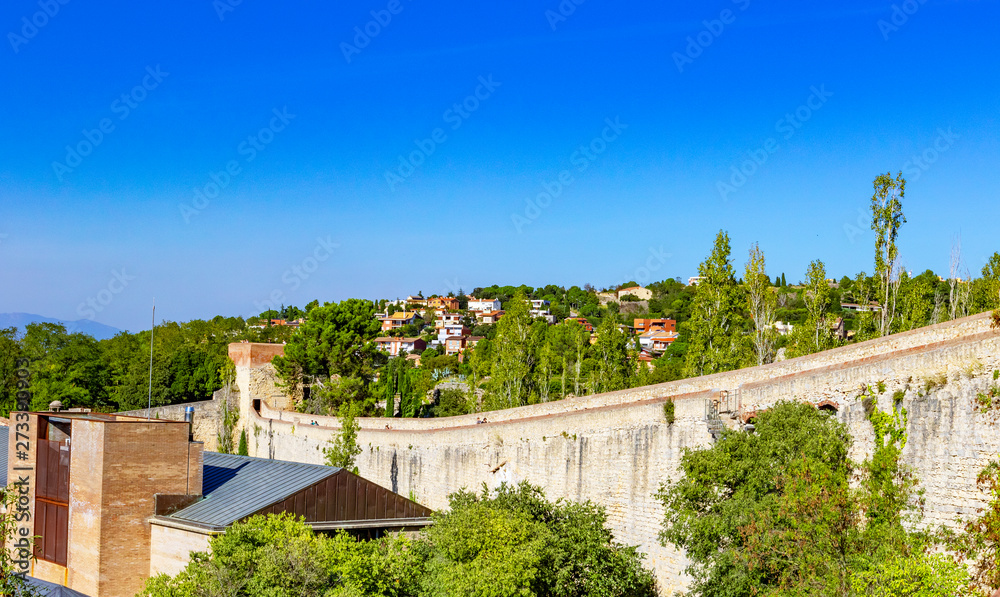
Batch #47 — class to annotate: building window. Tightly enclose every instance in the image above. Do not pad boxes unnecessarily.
[35,419,71,567]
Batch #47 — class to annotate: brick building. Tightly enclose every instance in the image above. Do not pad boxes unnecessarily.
[6,410,431,597]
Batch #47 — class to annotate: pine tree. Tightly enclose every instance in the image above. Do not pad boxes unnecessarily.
[683,230,748,377]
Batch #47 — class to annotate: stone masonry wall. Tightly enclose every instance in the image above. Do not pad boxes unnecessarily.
[235,313,1000,595]
[118,397,222,452]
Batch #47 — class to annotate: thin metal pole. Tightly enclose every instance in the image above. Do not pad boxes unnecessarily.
[147,301,155,419]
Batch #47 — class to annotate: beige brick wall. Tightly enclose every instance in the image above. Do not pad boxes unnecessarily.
[149,524,212,578]
[67,420,106,597]
[96,422,193,597]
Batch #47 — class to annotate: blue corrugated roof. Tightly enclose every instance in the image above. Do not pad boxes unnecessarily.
[27,575,92,596]
[169,452,340,528]
[0,426,7,486]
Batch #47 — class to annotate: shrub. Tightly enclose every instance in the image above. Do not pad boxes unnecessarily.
[663,400,676,425]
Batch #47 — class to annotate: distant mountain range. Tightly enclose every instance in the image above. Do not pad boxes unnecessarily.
[0,313,123,340]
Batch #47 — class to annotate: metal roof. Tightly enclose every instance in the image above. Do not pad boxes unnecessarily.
[169,452,341,528]
[27,575,93,596]
[0,426,7,485]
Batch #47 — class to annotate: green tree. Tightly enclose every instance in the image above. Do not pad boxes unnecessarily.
[956,460,1000,593]
[591,315,634,393]
[871,171,907,336]
[683,230,748,377]
[273,299,384,407]
[976,252,1000,313]
[237,429,249,456]
[897,270,938,332]
[0,327,22,416]
[323,402,362,474]
[745,243,777,366]
[657,402,854,597]
[788,259,833,356]
[19,322,107,411]
[422,483,656,597]
[140,513,418,597]
[486,290,534,410]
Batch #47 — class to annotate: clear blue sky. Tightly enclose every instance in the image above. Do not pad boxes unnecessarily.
[1,0,998,331]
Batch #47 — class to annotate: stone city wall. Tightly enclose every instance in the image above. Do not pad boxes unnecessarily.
[234,313,1000,594]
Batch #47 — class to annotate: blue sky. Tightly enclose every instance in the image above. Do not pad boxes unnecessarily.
[1,0,998,331]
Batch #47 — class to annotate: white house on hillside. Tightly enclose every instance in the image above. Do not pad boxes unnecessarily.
[468,298,501,312]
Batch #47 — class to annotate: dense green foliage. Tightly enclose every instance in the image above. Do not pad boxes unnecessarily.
[683,230,748,377]
[656,399,979,597]
[0,316,272,416]
[140,484,656,597]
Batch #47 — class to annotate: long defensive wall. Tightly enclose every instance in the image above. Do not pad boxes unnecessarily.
[212,313,1000,594]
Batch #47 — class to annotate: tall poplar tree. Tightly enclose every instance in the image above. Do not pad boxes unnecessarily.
[871,172,906,336]
[803,259,832,351]
[592,315,635,393]
[683,230,747,377]
[486,291,533,410]
[744,243,777,367]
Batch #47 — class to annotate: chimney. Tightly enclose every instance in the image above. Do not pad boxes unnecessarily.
[184,406,195,441]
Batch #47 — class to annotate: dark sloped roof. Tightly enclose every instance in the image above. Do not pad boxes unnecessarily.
[169,452,341,528]
[0,426,7,485]
[27,575,92,596]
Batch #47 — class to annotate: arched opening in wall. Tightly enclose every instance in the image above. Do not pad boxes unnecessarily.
[252,399,261,414]
[816,400,840,414]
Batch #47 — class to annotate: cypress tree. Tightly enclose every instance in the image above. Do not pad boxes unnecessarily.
[237,429,249,456]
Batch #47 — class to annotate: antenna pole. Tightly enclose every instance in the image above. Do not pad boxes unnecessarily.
[147,301,155,419]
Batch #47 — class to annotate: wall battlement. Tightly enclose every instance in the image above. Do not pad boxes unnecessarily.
[231,312,1000,595]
